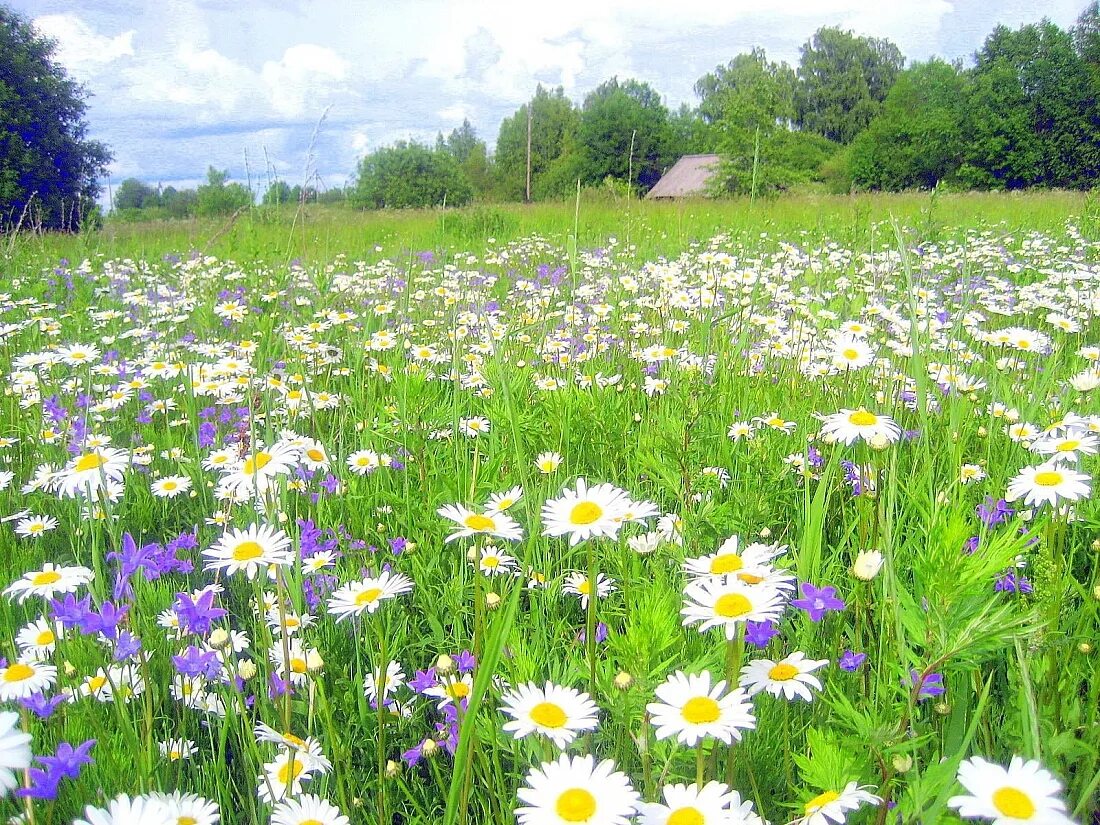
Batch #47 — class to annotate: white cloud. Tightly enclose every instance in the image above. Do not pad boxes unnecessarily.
[32,14,134,80]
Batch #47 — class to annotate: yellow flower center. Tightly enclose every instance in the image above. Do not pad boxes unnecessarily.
[667,807,705,825]
[577,578,592,596]
[464,514,496,532]
[842,348,859,360]
[231,541,264,561]
[3,663,35,682]
[290,658,307,674]
[738,572,765,585]
[569,501,603,525]
[709,553,743,574]
[805,790,839,813]
[1017,339,1031,349]
[767,417,785,428]
[299,821,323,825]
[992,787,1035,819]
[680,696,721,724]
[555,788,597,822]
[848,410,878,426]
[1056,440,1079,452]
[35,630,55,646]
[447,681,471,700]
[242,451,272,475]
[529,701,567,728]
[1033,471,1063,487]
[769,663,799,681]
[32,571,62,586]
[88,675,108,693]
[277,757,304,784]
[713,593,752,618]
[482,556,500,569]
[355,587,384,606]
[283,732,307,748]
[306,448,325,461]
[178,817,197,825]
[75,452,107,472]
[496,497,515,510]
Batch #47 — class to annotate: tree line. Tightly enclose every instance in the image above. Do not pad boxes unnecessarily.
[5,2,1100,230]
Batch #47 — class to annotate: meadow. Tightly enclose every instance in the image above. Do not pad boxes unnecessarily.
[0,190,1098,825]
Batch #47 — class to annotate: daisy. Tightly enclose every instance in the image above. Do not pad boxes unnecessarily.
[639,782,763,825]
[14,618,63,661]
[486,485,523,513]
[151,475,192,498]
[0,711,32,798]
[647,671,755,746]
[326,570,414,620]
[13,514,58,538]
[516,753,640,825]
[437,503,524,542]
[1006,463,1091,508]
[830,335,875,370]
[947,755,1073,824]
[477,545,518,575]
[4,562,94,603]
[499,682,600,748]
[74,794,172,825]
[681,578,786,639]
[271,794,350,825]
[542,478,634,546]
[363,661,407,706]
[798,783,881,825]
[818,409,901,446]
[253,725,332,773]
[57,446,129,497]
[423,673,474,709]
[562,571,616,609]
[347,449,381,475]
[258,751,314,803]
[203,523,294,579]
[960,464,986,484]
[683,535,785,579]
[535,451,563,473]
[755,413,797,433]
[1033,433,1099,462]
[154,792,220,825]
[221,441,298,495]
[459,416,491,437]
[159,739,196,761]
[299,439,331,470]
[740,652,828,702]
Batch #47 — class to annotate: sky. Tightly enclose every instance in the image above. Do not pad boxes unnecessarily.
[10,0,1086,200]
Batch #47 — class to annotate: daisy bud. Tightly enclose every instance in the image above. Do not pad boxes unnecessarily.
[466,547,479,563]
[516,360,526,368]
[237,659,257,680]
[852,550,883,581]
[1079,643,1093,655]
[1091,539,1100,552]
[385,760,401,778]
[759,527,772,538]
[435,654,456,676]
[421,737,440,757]
[892,754,913,773]
[306,650,324,671]
[209,628,230,649]
[869,433,891,450]
[821,432,837,445]
[977,426,987,437]
[934,702,950,716]
[1093,585,1100,600]
[63,660,76,677]
[613,671,633,690]
[277,511,288,523]
[485,592,502,610]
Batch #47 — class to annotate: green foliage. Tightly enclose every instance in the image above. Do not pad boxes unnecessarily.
[194,167,253,217]
[113,178,159,211]
[713,127,838,196]
[848,60,969,190]
[493,85,580,201]
[576,77,673,192]
[437,119,493,200]
[795,26,905,144]
[0,5,111,231]
[351,141,473,209]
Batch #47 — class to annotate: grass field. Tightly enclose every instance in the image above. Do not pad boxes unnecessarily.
[0,191,1098,825]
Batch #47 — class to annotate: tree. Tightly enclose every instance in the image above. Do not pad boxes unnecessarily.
[576,77,672,191]
[964,20,1100,189]
[848,60,969,190]
[195,167,253,217]
[493,86,580,201]
[261,180,293,207]
[159,186,197,219]
[438,119,492,199]
[113,178,160,211]
[0,6,111,230]
[351,141,472,209]
[795,27,904,144]
[667,103,716,157]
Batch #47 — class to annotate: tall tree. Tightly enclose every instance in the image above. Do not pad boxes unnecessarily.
[195,167,253,217]
[576,77,672,191]
[113,178,160,211]
[848,59,969,190]
[0,5,111,230]
[795,27,904,144]
[351,141,472,209]
[439,119,492,199]
[965,20,1100,189]
[493,86,579,201]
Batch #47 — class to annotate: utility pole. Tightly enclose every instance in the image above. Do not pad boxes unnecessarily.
[525,101,533,203]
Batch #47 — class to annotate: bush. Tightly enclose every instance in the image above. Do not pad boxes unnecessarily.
[352,142,473,209]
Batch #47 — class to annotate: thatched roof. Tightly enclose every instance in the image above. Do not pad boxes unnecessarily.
[646,154,720,199]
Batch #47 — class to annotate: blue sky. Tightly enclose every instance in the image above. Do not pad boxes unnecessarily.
[11,0,1085,198]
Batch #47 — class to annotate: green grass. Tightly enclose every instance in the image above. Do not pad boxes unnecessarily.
[0,192,1097,825]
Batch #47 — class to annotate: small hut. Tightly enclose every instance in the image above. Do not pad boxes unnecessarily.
[645,153,720,199]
